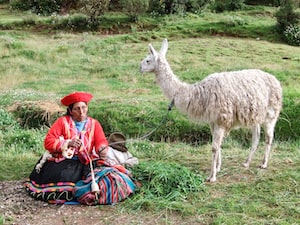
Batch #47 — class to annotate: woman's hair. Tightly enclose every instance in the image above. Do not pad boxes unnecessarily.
[66,104,74,116]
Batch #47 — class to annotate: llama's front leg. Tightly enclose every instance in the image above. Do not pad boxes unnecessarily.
[207,147,219,182]
[207,127,225,182]
[260,121,275,169]
[216,149,222,172]
[243,124,260,168]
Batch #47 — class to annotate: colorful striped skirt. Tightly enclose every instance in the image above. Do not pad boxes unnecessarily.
[73,166,136,205]
[24,180,75,204]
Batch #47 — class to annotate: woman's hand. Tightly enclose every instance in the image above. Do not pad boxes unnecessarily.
[68,139,82,149]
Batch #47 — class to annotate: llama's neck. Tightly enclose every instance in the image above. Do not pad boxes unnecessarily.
[155,58,190,102]
[154,57,207,120]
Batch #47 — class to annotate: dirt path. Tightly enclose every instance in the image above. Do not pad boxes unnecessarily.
[1,180,118,225]
[0,180,191,225]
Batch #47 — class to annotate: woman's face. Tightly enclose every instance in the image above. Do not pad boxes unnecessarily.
[70,101,88,122]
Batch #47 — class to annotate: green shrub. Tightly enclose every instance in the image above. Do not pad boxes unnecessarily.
[33,0,63,15]
[0,109,21,131]
[275,0,300,33]
[78,0,110,23]
[211,0,245,13]
[185,0,209,13]
[9,0,32,11]
[10,0,63,15]
[149,0,209,15]
[283,24,300,46]
[245,0,280,6]
[120,0,149,22]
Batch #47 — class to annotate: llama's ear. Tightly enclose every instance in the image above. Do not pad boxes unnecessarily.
[160,39,168,57]
[148,43,156,55]
[148,43,158,59]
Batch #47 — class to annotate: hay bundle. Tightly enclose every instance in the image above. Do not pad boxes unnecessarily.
[9,101,65,128]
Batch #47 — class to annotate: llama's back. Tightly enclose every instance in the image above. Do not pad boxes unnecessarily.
[186,69,282,129]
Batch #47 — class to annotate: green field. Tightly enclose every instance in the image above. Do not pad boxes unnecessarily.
[0,3,299,225]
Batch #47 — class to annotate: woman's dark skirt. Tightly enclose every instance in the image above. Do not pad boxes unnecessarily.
[25,158,89,204]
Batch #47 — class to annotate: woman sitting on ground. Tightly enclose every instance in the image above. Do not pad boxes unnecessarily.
[25,91,136,205]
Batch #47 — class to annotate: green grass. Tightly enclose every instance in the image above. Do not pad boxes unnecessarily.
[0,3,300,225]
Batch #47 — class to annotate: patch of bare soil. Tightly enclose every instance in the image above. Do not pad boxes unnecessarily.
[0,180,198,225]
[0,181,110,224]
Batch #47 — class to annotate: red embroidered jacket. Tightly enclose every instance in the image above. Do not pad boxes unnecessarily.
[44,116,108,164]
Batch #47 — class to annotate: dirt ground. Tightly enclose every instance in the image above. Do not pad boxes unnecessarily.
[0,180,196,225]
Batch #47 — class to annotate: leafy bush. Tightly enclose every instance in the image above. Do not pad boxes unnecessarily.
[245,0,280,6]
[0,109,20,131]
[283,23,300,46]
[9,0,32,11]
[149,0,209,15]
[275,0,300,33]
[78,0,110,23]
[120,0,149,22]
[10,0,64,15]
[33,0,63,15]
[211,0,245,13]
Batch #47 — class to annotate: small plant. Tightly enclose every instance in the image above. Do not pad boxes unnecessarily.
[0,109,20,131]
[283,24,300,46]
[133,161,205,196]
[128,161,205,211]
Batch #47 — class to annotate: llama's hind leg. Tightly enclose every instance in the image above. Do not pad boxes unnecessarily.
[260,120,276,169]
[207,126,225,182]
[243,124,260,168]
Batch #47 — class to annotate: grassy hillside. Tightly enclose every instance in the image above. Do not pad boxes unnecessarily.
[0,3,299,225]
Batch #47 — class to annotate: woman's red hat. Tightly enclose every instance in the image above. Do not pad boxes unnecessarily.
[61,92,93,106]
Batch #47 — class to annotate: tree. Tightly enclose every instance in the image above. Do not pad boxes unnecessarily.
[275,0,300,33]
[79,0,111,23]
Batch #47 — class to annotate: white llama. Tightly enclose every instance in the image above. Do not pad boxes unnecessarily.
[140,39,282,182]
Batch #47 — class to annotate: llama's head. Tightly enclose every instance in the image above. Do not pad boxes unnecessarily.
[140,39,168,73]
